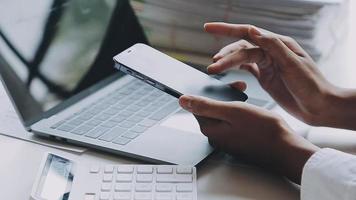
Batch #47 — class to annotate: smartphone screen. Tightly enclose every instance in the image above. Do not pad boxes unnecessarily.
[113,43,248,102]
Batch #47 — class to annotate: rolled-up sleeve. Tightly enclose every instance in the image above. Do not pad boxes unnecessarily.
[301,148,356,200]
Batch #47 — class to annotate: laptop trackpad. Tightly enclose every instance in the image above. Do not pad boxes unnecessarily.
[160,110,201,134]
[127,125,213,165]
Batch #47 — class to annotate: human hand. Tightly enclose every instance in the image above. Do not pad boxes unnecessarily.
[205,22,345,128]
[179,95,319,184]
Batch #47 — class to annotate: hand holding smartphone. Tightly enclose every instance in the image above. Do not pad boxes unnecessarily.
[113,44,248,102]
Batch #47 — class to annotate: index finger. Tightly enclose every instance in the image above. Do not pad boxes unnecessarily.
[205,22,308,57]
[204,23,266,40]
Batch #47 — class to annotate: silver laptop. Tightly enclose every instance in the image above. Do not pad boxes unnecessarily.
[0,0,213,165]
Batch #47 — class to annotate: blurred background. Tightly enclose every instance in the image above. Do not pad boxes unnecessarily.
[0,0,351,113]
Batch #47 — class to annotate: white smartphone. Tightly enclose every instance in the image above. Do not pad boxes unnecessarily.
[113,43,248,102]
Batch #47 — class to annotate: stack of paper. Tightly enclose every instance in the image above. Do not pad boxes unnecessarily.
[130,0,348,64]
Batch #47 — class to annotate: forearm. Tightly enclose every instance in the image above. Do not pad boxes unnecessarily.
[323,88,356,130]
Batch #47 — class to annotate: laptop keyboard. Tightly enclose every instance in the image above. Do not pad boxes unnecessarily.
[50,79,180,145]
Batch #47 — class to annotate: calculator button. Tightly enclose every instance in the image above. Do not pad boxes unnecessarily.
[155,184,173,192]
[117,166,134,173]
[134,192,152,200]
[135,183,152,192]
[156,174,193,183]
[90,165,100,173]
[175,174,193,183]
[84,194,96,200]
[104,165,115,173]
[176,184,193,192]
[114,192,131,200]
[176,193,192,200]
[176,167,193,174]
[155,193,172,200]
[136,174,153,183]
[103,174,113,182]
[137,166,153,174]
[116,174,133,182]
[101,183,112,192]
[100,192,111,200]
[157,166,173,174]
[114,183,132,192]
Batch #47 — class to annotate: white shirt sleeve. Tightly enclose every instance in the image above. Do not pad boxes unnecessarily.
[301,148,356,200]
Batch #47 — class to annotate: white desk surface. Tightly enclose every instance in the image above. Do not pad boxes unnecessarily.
[1,2,356,200]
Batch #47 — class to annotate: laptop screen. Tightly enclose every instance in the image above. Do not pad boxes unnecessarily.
[0,0,147,127]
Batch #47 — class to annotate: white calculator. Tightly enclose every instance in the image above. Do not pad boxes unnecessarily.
[31,153,197,200]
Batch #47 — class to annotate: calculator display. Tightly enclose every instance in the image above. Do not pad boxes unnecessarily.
[36,154,75,200]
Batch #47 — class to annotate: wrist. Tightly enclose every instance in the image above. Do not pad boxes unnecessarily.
[321,87,356,130]
[276,126,320,184]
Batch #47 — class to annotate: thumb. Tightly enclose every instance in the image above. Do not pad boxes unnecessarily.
[179,95,233,121]
[248,27,298,67]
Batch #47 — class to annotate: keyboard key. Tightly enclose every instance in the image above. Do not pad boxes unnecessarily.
[135,183,152,192]
[101,120,118,128]
[176,167,193,174]
[103,108,120,115]
[118,110,135,118]
[87,119,102,126]
[122,131,140,139]
[113,137,131,145]
[114,192,131,200]
[155,184,173,192]
[136,111,151,117]
[95,113,112,121]
[117,166,134,173]
[176,184,193,192]
[77,112,95,120]
[157,166,173,174]
[143,105,159,112]
[120,99,134,105]
[99,127,127,142]
[104,165,115,173]
[67,118,85,126]
[149,101,179,121]
[176,194,192,200]
[101,183,112,191]
[139,119,157,127]
[90,165,100,173]
[114,183,132,192]
[136,101,148,107]
[127,116,144,123]
[155,193,172,200]
[111,116,126,123]
[71,125,95,135]
[85,127,110,139]
[100,192,110,200]
[136,174,153,183]
[130,125,147,133]
[116,174,133,182]
[87,108,102,114]
[50,120,66,129]
[137,166,153,174]
[103,174,113,182]
[119,121,136,128]
[127,105,142,112]
[134,193,152,200]
[57,124,76,132]
[112,104,126,110]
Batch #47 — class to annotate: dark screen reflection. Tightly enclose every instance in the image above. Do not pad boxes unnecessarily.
[0,0,147,124]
